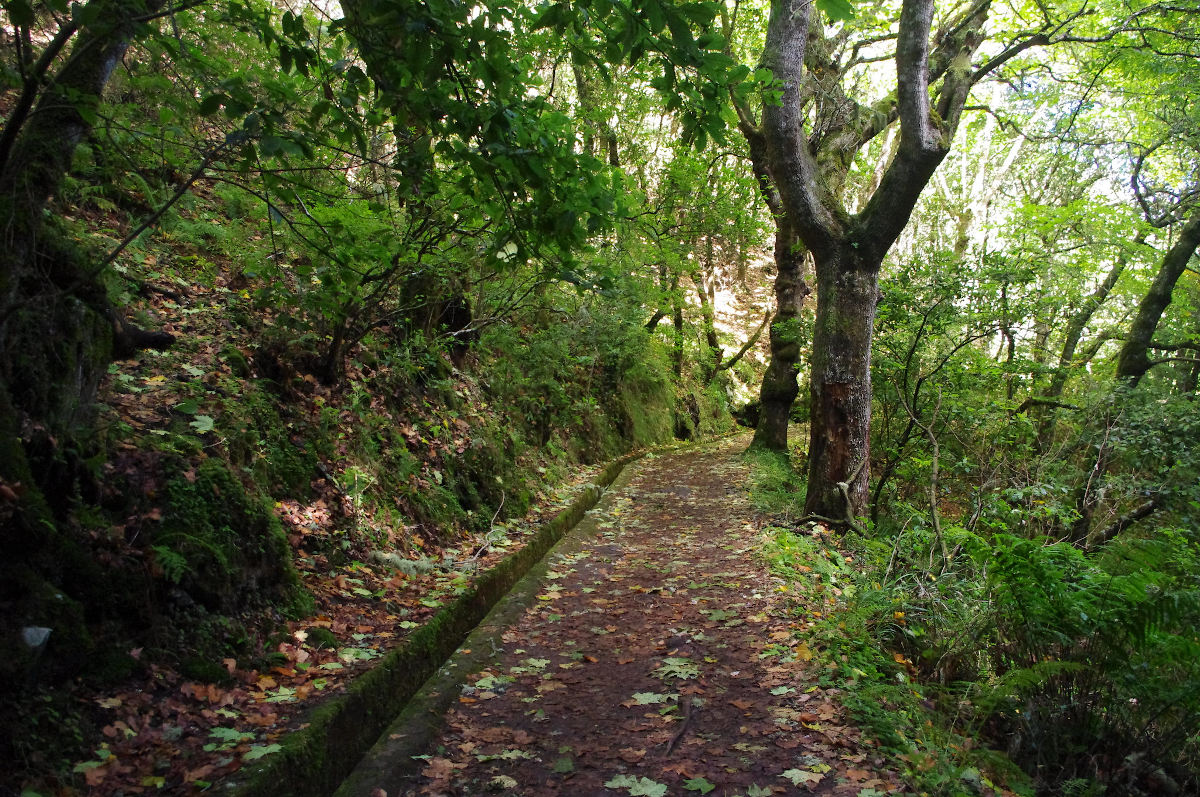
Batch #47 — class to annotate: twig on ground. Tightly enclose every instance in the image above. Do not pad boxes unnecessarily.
[664,696,696,756]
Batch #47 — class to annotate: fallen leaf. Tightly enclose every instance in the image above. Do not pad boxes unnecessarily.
[619,747,647,763]
[781,766,826,788]
[420,757,460,781]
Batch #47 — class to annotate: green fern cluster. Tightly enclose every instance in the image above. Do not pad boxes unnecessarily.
[863,526,1200,795]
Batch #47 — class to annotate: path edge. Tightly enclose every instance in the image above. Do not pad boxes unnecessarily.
[232,451,641,797]
[333,452,645,796]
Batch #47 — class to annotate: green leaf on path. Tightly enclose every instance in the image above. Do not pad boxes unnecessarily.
[605,774,668,796]
[551,756,574,773]
[265,686,296,703]
[244,743,282,761]
[746,786,773,797]
[174,399,200,415]
[631,692,671,704]
[654,657,699,680]
[781,767,825,786]
[701,608,736,622]
[683,776,716,793]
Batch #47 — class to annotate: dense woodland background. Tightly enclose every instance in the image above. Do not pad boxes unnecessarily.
[1,0,1198,793]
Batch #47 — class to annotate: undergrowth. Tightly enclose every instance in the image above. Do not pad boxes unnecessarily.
[750,451,1200,797]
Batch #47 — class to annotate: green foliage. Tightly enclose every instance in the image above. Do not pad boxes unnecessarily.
[480,296,675,454]
[836,522,1200,794]
[757,526,1029,797]
[744,446,805,518]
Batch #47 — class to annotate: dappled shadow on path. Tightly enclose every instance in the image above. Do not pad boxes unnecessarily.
[387,437,906,796]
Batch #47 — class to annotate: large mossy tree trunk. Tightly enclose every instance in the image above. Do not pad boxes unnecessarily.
[742,0,987,520]
[804,247,879,517]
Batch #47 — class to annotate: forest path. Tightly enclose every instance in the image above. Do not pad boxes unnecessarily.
[351,437,905,797]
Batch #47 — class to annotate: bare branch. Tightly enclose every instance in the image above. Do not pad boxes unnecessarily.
[717,311,771,372]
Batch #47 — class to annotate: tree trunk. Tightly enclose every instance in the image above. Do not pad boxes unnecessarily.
[671,267,684,379]
[804,246,878,518]
[750,218,808,451]
[0,0,164,428]
[1116,210,1200,384]
[1047,243,1135,399]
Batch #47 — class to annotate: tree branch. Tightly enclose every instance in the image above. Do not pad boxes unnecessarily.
[1011,397,1082,415]
[717,311,771,372]
[760,0,844,258]
[857,0,954,263]
[1089,499,1160,549]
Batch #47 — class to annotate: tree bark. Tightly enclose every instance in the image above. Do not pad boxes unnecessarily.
[804,245,880,516]
[750,218,808,450]
[752,0,978,519]
[1115,209,1200,385]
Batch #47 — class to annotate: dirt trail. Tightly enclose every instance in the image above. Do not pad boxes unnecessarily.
[362,437,905,796]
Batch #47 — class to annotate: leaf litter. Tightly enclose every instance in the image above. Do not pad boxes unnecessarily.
[391,437,912,796]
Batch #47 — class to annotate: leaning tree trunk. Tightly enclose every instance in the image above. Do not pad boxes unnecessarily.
[1115,209,1200,385]
[804,246,879,518]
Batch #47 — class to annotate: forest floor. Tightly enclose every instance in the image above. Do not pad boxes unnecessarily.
[359,436,909,797]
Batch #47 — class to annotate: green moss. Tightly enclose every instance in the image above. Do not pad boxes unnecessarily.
[222,385,317,494]
[154,458,310,615]
[86,647,141,684]
[306,627,338,651]
[221,344,252,378]
[179,656,235,685]
[617,382,674,446]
